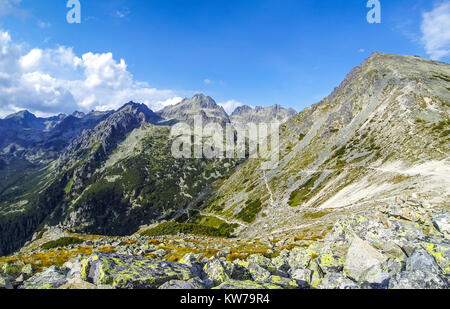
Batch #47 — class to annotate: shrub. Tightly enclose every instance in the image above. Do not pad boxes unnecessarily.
[41,237,84,250]
[140,222,235,238]
[236,199,262,223]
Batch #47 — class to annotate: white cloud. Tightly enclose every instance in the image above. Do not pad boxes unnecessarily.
[421,1,450,60]
[203,79,211,85]
[37,21,51,29]
[0,0,24,17]
[0,30,182,117]
[19,48,42,69]
[219,99,243,114]
[359,49,365,53]
[116,7,130,18]
[156,97,183,107]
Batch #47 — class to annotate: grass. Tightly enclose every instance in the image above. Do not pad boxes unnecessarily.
[0,246,93,273]
[41,237,85,250]
[140,221,235,238]
[236,199,262,223]
[289,173,321,207]
[390,175,412,184]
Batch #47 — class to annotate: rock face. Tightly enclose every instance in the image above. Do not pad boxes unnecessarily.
[230,105,297,125]
[158,94,230,126]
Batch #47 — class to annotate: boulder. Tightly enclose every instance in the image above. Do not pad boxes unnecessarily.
[432,213,450,235]
[158,279,205,289]
[317,251,344,274]
[264,275,299,289]
[213,280,281,289]
[389,270,447,289]
[344,235,387,281]
[247,263,271,282]
[405,248,441,274]
[1,263,21,278]
[21,266,69,289]
[318,272,358,289]
[203,259,231,286]
[290,268,312,288]
[0,274,14,289]
[81,253,195,289]
[58,278,97,289]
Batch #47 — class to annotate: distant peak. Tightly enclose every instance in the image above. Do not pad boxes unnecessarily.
[119,101,152,112]
[72,111,86,119]
[5,110,36,120]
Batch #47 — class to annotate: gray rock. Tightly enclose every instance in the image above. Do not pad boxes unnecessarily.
[344,235,387,281]
[389,270,447,289]
[21,266,69,289]
[381,258,405,275]
[290,268,312,288]
[0,274,14,289]
[287,247,315,269]
[247,254,275,272]
[432,213,450,235]
[21,264,34,276]
[213,280,281,289]
[263,275,299,289]
[158,279,205,289]
[248,263,271,282]
[361,266,390,289]
[406,249,439,272]
[81,253,195,289]
[203,259,231,286]
[318,273,358,289]
[229,262,253,281]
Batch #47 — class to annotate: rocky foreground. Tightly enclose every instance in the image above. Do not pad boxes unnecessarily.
[0,194,448,289]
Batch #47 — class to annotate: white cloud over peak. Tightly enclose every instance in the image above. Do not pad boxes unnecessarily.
[219,99,243,114]
[0,30,182,117]
[421,1,450,60]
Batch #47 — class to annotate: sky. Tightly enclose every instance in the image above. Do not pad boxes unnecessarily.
[0,0,449,117]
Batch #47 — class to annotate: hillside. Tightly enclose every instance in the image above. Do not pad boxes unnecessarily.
[201,52,449,238]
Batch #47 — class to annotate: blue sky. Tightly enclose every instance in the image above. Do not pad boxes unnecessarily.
[0,0,449,116]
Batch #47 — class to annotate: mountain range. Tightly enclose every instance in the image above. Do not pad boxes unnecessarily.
[0,52,449,290]
[0,95,295,256]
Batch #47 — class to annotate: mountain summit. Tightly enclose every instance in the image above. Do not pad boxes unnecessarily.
[158,94,230,125]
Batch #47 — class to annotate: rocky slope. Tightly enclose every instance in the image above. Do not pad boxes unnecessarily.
[231,105,297,126]
[0,195,448,289]
[200,52,450,240]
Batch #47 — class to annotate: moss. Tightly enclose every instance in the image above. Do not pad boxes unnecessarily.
[64,178,74,194]
[41,237,84,250]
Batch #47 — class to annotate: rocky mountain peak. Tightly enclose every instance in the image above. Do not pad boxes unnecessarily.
[230,104,297,125]
[5,110,36,120]
[158,94,229,125]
